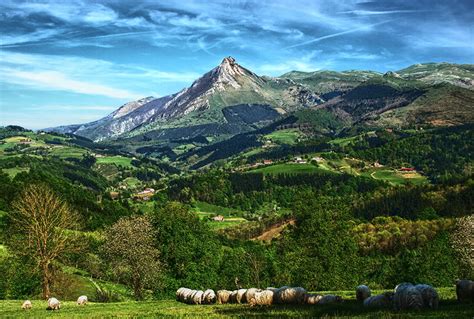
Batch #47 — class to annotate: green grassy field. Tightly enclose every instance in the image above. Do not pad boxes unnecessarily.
[1,297,471,318]
[361,169,428,186]
[249,163,322,175]
[1,167,30,177]
[193,201,243,217]
[265,129,301,145]
[96,156,133,168]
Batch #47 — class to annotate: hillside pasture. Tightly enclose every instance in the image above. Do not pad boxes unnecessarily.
[96,155,133,168]
[248,163,322,175]
[0,287,471,319]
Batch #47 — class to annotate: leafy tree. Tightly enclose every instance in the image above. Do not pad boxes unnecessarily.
[8,184,79,299]
[102,216,161,300]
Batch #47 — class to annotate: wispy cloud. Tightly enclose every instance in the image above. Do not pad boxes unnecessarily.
[285,20,393,49]
[2,68,143,99]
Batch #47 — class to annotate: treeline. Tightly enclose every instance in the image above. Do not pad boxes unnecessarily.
[344,125,474,182]
[166,170,384,213]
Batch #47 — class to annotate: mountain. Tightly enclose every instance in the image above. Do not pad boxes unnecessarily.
[48,57,323,141]
[47,60,474,149]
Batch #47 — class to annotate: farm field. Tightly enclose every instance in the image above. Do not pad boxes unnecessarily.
[361,169,429,186]
[264,129,301,145]
[96,155,133,168]
[1,292,471,318]
[248,163,322,175]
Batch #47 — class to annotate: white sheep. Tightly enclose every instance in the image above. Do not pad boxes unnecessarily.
[363,292,394,308]
[229,290,238,304]
[236,288,248,303]
[456,279,474,303]
[318,294,343,305]
[176,288,192,303]
[249,289,274,306]
[21,300,32,310]
[191,290,204,305]
[217,290,231,304]
[276,287,307,304]
[245,288,261,303]
[202,289,216,304]
[47,297,60,310]
[77,295,88,306]
[356,285,371,302]
[415,284,439,309]
[393,283,423,310]
[305,293,322,305]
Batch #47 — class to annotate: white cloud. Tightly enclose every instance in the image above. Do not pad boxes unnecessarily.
[2,69,142,100]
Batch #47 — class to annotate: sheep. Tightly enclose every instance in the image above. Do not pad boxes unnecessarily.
[393,283,423,310]
[249,289,275,306]
[202,289,216,304]
[363,292,394,309]
[21,300,32,310]
[77,295,88,306]
[245,288,261,303]
[276,287,307,304]
[182,289,195,304]
[229,290,238,303]
[318,294,343,305]
[176,288,192,303]
[46,297,60,310]
[191,290,204,305]
[273,286,290,304]
[415,284,439,309]
[217,290,231,304]
[305,293,322,305]
[356,285,371,302]
[456,279,474,303]
[236,288,248,304]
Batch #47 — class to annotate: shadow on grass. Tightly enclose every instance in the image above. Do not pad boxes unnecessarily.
[213,300,474,318]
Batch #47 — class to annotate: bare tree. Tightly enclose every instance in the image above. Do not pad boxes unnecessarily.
[9,184,79,299]
[102,215,161,300]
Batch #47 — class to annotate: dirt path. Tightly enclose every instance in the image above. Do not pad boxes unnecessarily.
[254,219,296,241]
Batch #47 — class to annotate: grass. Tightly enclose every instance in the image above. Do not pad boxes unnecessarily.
[96,156,133,168]
[1,296,472,318]
[193,201,243,217]
[1,167,30,177]
[49,146,87,159]
[361,169,428,186]
[248,163,322,175]
[265,129,300,145]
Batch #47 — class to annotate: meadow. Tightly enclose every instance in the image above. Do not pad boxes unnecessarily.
[1,289,472,319]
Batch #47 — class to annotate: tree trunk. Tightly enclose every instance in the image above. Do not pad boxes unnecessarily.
[41,262,51,299]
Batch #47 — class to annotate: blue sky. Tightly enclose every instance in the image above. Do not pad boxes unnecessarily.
[1,0,473,129]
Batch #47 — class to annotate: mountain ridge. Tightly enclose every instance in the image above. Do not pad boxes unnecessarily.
[46,59,474,143]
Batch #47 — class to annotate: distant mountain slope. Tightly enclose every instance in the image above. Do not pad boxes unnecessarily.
[48,57,323,141]
[46,60,473,148]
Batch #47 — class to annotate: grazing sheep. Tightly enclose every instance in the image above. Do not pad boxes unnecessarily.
[318,294,343,305]
[191,290,204,305]
[217,290,231,304]
[456,279,474,303]
[249,289,275,306]
[236,289,248,304]
[363,292,394,309]
[305,293,322,305]
[277,287,307,304]
[393,283,423,310]
[47,297,60,310]
[356,285,371,302]
[21,300,32,310]
[273,286,289,304]
[245,288,261,303]
[229,290,238,303]
[415,284,439,309]
[202,289,216,304]
[77,295,88,306]
[176,288,192,303]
